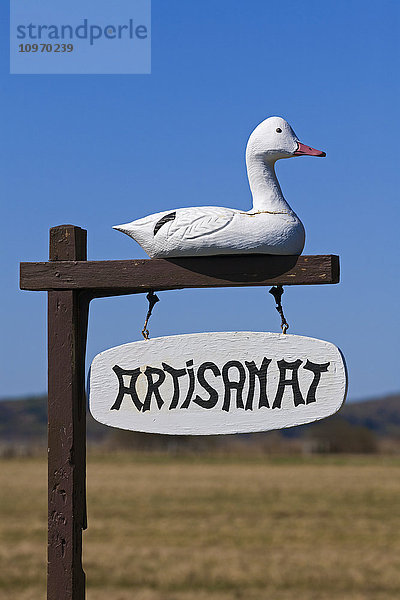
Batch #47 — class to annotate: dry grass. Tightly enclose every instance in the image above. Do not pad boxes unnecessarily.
[1,453,400,599]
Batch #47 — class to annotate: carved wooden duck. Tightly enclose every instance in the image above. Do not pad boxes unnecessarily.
[114,116,325,258]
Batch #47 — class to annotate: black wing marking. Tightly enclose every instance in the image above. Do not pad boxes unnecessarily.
[153,212,176,236]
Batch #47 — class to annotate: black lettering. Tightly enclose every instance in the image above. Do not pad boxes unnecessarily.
[193,362,221,409]
[222,361,246,412]
[303,360,330,404]
[180,360,196,409]
[162,362,187,410]
[273,359,304,408]
[245,358,271,410]
[111,365,143,411]
[142,366,166,412]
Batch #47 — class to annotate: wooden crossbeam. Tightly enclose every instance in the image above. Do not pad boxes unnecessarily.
[20,254,339,296]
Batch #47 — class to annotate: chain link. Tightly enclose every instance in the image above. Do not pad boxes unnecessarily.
[142,291,160,340]
[269,285,289,334]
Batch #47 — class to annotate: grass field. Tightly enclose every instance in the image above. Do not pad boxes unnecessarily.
[1,453,400,599]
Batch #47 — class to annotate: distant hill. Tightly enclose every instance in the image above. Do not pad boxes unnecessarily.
[0,396,47,443]
[341,394,400,437]
[0,395,108,445]
[0,393,399,447]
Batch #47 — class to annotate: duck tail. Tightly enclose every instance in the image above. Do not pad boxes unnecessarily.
[113,219,154,251]
[113,222,133,236]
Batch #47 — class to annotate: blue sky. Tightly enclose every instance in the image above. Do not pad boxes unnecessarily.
[1,0,399,400]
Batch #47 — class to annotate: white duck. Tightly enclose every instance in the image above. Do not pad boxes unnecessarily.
[114,116,325,258]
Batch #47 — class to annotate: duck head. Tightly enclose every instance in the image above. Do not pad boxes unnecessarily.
[246,116,326,162]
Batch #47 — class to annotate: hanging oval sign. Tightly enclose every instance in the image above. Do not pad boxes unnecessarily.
[89,332,347,435]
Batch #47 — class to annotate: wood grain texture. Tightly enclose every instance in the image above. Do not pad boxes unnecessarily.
[89,332,347,435]
[21,254,339,296]
[47,225,88,600]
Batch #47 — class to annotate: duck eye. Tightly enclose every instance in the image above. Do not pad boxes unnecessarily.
[276,127,282,133]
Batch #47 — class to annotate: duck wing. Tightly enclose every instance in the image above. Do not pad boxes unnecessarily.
[165,207,236,240]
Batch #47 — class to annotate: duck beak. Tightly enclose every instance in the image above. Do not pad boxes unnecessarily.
[294,142,326,157]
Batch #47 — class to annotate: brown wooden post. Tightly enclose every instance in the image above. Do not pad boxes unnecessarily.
[47,225,89,600]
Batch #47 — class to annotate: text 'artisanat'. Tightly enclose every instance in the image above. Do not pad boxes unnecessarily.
[111,357,330,413]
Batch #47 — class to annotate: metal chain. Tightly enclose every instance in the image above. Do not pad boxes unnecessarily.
[142,287,288,339]
[142,291,160,340]
[269,285,289,334]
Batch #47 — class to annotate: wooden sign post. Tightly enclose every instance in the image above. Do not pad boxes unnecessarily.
[20,224,340,600]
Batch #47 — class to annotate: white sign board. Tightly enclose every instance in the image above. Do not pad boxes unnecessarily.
[89,332,347,435]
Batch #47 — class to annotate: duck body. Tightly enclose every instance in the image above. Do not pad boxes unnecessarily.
[114,116,325,258]
[115,205,305,258]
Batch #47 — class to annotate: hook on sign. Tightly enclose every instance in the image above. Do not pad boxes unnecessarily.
[142,291,160,340]
[269,285,289,334]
